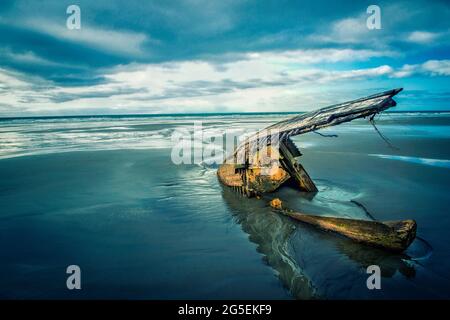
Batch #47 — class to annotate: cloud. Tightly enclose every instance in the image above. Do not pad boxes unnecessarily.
[406,31,441,44]
[47,87,146,103]
[308,2,450,49]
[0,0,449,115]
[156,0,238,35]
[24,20,150,56]
[287,65,394,83]
[240,48,396,64]
[392,60,450,77]
[422,60,450,76]
[0,68,30,88]
[0,67,57,112]
[0,48,433,116]
[0,48,67,67]
[2,42,450,116]
[311,17,370,44]
[101,49,396,99]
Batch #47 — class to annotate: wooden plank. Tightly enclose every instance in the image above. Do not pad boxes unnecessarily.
[279,141,318,192]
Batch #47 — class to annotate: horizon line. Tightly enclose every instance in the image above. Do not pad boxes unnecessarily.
[1,110,450,121]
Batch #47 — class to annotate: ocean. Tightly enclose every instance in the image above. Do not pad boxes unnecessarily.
[0,112,449,299]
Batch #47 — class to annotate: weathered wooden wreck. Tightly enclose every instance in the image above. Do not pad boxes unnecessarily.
[217,88,417,252]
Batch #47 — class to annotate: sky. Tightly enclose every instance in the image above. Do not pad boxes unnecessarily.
[0,0,449,117]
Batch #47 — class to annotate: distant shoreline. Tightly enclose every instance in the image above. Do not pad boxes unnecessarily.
[1,110,450,121]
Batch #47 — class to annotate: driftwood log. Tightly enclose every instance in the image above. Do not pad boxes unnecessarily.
[269,198,416,252]
[217,88,417,252]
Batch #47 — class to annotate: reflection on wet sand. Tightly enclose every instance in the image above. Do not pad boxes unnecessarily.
[334,232,416,278]
[222,186,421,299]
[222,187,317,299]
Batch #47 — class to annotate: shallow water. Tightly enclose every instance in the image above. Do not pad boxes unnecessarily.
[0,113,449,299]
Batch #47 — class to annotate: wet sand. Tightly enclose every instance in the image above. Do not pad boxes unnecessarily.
[0,113,449,299]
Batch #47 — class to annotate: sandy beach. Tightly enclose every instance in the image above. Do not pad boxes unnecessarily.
[0,113,449,299]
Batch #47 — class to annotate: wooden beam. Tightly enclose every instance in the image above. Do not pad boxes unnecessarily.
[269,198,416,252]
[279,141,318,192]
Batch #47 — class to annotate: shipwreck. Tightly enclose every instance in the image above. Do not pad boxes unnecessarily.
[217,88,417,252]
